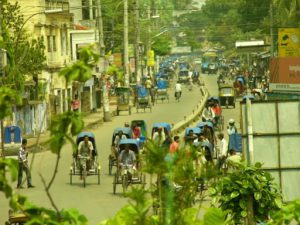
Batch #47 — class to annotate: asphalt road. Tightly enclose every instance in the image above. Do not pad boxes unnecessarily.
[0,80,208,225]
[0,75,242,224]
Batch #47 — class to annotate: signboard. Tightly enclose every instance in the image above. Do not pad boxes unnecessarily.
[241,100,300,201]
[269,57,300,91]
[113,53,122,68]
[278,28,300,57]
[147,50,155,67]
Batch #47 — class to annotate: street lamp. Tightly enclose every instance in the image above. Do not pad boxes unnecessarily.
[0,48,7,156]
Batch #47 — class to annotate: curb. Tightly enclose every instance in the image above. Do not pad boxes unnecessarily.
[171,86,209,135]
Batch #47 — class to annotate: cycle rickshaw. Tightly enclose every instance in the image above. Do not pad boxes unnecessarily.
[113,139,145,194]
[115,87,132,115]
[109,127,133,175]
[155,79,169,103]
[136,86,152,112]
[70,132,101,187]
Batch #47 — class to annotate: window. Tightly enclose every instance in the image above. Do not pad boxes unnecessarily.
[82,0,90,20]
[60,29,64,56]
[47,36,51,52]
[52,36,56,52]
[47,35,57,52]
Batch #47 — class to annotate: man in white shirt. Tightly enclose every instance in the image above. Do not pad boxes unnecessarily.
[175,81,182,98]
[217,133,228,169]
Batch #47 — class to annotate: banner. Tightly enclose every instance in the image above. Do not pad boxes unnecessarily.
[269,57,300,91]
[278,28,300,57]
[147,50,155,67]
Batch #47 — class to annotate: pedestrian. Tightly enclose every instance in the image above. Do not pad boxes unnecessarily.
[227,119,237,136]
[169,136,180,153]
[17,139,34,188]
[217,133,228,170]
[71,94,80,112]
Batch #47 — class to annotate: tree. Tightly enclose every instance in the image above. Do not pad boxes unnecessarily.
[0,2,46,96]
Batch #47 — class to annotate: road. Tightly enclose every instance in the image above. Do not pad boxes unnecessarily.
[0,75,242,224]
[0,81,206,225]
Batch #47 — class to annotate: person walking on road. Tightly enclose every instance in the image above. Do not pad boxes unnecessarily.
[174,81,182,100]
[217,133,228,170]
[17,139,34,188]
[71,94,80,112]
[227,119,237,135]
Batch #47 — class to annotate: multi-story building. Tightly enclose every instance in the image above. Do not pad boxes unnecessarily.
[8,0,73,135]
[5,0,102,136]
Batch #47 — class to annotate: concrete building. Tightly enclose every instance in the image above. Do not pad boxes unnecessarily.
[8,0,73,135]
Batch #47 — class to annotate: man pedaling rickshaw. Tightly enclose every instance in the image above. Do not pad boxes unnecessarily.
[77,135,94,172]
[118,144,137,181]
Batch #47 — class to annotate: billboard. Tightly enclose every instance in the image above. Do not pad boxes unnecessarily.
[147,50,155,67]
[278,28,300,57]
[269,57,300,91]
[241,100,300,201]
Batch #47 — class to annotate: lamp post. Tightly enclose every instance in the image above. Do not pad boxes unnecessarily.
[0,48,7,156]
[124,0,129,87]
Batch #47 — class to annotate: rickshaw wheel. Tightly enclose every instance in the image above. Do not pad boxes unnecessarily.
[97,168,101,184]
[83,168,87,188]
[113,173,117,194]
[70,169,73,184]
[108,156,113,175]
[122,174,128,194]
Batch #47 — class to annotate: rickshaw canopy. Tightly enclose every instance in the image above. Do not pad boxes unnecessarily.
[137,86,148,98]
[119,139,140,154]
[152,122,171,132]
[156,79,168,89]
[196,121,214,129]
[185,127,202,136]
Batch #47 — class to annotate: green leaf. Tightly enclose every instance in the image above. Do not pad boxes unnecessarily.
[275,197,283,208]
[241,210,247,217]
[254,192,262,200]
[203,208,227,225]
[230,191,239,199]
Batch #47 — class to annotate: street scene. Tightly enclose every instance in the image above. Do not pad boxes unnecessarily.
[1,0,300,224]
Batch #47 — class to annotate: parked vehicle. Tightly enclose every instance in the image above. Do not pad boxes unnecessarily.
[115,87,132,115]
[178,69,190,84]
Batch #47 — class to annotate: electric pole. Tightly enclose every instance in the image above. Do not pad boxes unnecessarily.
[97,0,111,121]
[124,0,129,86]
[134,0,141,84]
[0,0,5,156]
[270,1,274,57]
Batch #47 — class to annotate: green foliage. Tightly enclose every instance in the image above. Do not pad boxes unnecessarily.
[0,158,18,198]
[0,87,22,119]
[0,2,46,92]
[152,34,172,56]
[59,47,99,85]
[209,163,282,224]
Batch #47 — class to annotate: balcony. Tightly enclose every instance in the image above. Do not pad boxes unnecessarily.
[45,0,70,14]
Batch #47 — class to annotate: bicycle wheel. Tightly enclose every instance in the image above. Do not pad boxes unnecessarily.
[122,174,128,194]
[83,167,87,188]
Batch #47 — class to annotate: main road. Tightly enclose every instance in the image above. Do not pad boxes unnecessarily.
[0,75,242,225]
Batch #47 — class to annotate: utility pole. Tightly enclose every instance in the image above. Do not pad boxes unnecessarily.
[0,0,5,156]
[147,2,152,78]
[134,0,141,84]
[97,0,111,121]
[270,1,274,57]
[124,0,129,86]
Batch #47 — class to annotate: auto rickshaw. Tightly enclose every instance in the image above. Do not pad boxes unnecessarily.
[218,84,236,108]
[115,87,132,115]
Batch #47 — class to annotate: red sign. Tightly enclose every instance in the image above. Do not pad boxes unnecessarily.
[269,57,300,91]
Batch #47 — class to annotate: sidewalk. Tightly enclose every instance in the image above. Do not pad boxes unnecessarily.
[26,106,117,150]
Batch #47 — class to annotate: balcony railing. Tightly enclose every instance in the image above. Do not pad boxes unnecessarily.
[45,0,69,13]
